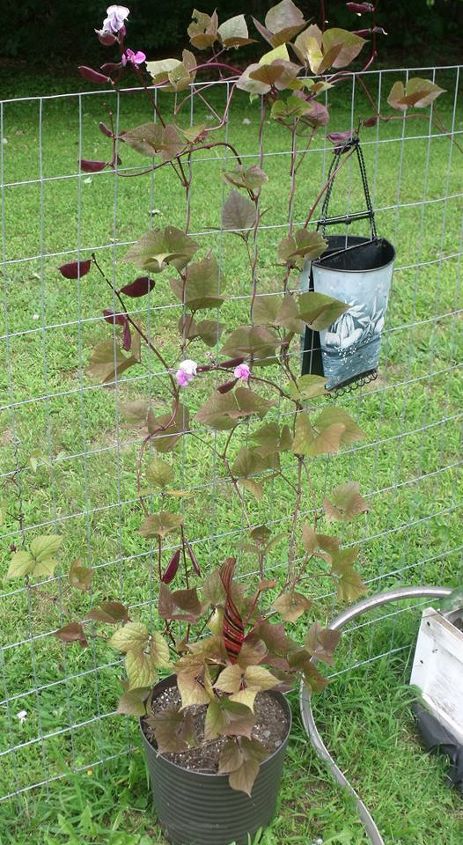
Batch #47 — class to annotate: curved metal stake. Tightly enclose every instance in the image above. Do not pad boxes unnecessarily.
[299,586,452,845]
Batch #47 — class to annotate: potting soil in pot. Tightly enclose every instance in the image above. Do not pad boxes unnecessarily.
[142,684,289,773]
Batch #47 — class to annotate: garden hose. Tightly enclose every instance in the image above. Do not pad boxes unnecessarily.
[299,586,452,845]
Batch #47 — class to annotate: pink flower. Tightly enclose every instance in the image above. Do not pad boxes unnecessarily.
[176,359,197,388]
[234,363,250,382]
[96,5,130,38]
[121,49,146,67]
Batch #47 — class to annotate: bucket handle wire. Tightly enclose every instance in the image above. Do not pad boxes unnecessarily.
[318,136,378,241]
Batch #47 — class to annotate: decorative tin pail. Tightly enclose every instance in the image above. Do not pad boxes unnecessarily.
[301,138,395,391]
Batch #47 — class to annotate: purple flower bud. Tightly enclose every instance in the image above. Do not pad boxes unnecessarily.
[59,260,92,279]
[80,159,107,173]
[346,2,375,13]
[162,550,181,584]
[78,66,112,85]
[99,122,114,138]
[119,277,155,298]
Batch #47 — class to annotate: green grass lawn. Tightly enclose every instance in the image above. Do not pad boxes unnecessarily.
[0,64,462,843]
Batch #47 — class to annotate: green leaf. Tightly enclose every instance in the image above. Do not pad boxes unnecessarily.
[218,739,244,774]
[178,315,224,347]
[321,28,366,70]
[214,664,243,694]
[291,412,315,456]
[304,622,341,665]
[221,325,281,363]
[196,387,274,430]
[274,590,312,622]
[188,9,218,50]
[69,559,93,591]
[86,601,130,624]
[228,755,259,796]
[256,0,306,47]
[315,407,364,445]
[204,700,226,741]
[241,479,265,501]
[123,227,199,274]
[125,650,158,690]
[158,584,203,622]
[87,335,141,385]
[139,511,184,539]
[146,458,174,489]
[146,50,197,91]
[298,291,349,330]
[331,547,367,602]
[117,687,150,716]
[288,649,328,692]
[287,374,327,401]
[218,14,255,48]
[222,190,257,238]
[323,482,369,522]
[110,622,149,653]
[171,253,225,310]
[176,671,211,707]
[278,230,327,268]
[120,122,163,156]
[54,622,88,647]
[387,77,446,111]
[120,399,150,422]
[223,165,268,193]
[6,550,34,579]
[30,534,62,563]
[147,706,196,752]
[148,402,189,454]
[232,446,277,479]
[252,421,292,455]
[302,526,340,562]
[244,665,279,692]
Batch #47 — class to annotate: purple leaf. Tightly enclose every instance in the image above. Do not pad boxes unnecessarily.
[80,159,107,173]
[346,2,375,12]
[122,322,132,351]
[362,115,379,127]
[99,122,114,138]
[78,66,112,85]
[220,558,244,663]
[119,276,155,298]
[59,259,92,279]
[162,549,181,584]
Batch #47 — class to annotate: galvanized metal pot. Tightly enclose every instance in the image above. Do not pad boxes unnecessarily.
[301,236,395,390]
[140,675,292,845]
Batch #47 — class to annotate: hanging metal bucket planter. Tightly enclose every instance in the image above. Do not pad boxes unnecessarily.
[301,138,395,391]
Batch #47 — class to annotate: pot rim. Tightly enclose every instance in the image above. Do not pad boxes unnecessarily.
[312,236,396,274]
[139,674,292,779]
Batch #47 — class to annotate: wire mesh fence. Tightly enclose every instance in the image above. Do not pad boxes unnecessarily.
[0,65,462,805]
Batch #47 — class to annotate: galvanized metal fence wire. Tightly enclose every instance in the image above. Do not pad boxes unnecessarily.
[0,66,462,805]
